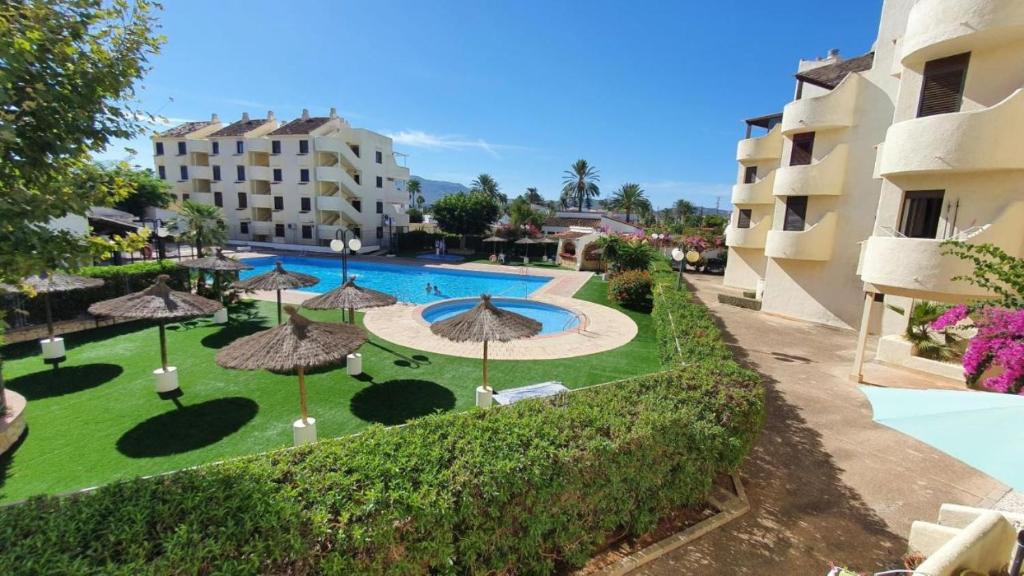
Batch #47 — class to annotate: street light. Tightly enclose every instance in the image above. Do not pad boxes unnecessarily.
[330,229,362,285]
[671,247,685,289]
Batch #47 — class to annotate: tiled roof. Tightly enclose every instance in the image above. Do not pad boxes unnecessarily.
[209,118,273,138]
[795,52,874,89]
[544,217,600,228]
[159,121,214,138]
[268,117,333,136]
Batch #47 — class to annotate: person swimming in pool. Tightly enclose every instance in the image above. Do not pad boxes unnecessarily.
[433,285,442,296]
[425,283,432,294]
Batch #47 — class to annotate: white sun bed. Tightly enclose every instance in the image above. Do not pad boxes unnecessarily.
[492,381,568,406]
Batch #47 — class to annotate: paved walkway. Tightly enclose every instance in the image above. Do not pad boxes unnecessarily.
[637,275,1011,575]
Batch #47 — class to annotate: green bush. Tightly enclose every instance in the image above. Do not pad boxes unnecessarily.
[3,261,188,329]
[651,266,733,368]
[608,269,653,310]
[394,229,458,253]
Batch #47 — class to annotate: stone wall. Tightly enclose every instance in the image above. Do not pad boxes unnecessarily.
[0,390,27,456]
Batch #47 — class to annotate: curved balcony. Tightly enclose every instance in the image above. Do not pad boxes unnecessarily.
[726,217,771,249]
[879,89,1024,178]
[781,73,860,135]
[772,144,848,197]
[860,202,1024,299]
[902,0,1024,65]
[732,171,775,205]
[736,124,783,163]
[764,212,838,261]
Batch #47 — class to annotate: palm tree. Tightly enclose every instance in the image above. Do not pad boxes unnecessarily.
[561,159,600,212]
[471,174,506,205]
[558,190,572,210]
[673,199,695,223]
[416,194,425,210]
[524,187,543,204]
[171,200,227,258]
[608,183,650,223]
[406,179,421,206]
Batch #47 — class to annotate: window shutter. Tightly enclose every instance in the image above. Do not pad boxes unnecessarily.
[917,53,970,118]
[783,196,808,231]
[789,133,814,166]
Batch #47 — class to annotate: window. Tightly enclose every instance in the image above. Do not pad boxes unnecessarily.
[155,142,164,156]
[743,166,758,184]
[352,200,362,212]
[237,192,247,209]
[240,221,250,234]
[352,227,361,238]
[158,166,166,179]
[918,53,970,118]
[212,165,221,181]
[349,144,360,157]
[375,201,383,214]
[298,139,309,154]
[273,196,284,210]
[737,209,753,229]
[212,141,219,155]
[213,192,223,207]
[353,173,361,185]
[300,197,311,212]
[271,140,281,154]
[375,176,383,188]
[375,150,383,164]
[899,190,945,238]
[299,168,310,183]
[301,225,313,239]
[273,168,282,182]
[236,165,245,182]
[235,140,244,154]
[376,226,384,239]
[179,166,188,181]
[275,224,285,237]
[783,196,808,231]
[789,132,815,166]
[182,193,190,202]
[177,141,186,155]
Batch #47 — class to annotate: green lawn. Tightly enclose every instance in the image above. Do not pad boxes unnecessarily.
[0,277,657,503]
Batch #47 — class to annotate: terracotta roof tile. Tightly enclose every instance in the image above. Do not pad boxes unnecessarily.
[159,121,214,138]
[268,117,333,136]
[209,118,273,138]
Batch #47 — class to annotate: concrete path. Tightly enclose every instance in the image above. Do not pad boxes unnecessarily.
[636,275,1011,575]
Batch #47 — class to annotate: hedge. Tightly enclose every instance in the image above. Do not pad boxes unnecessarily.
[0,259,764,575]
[1,261,188,329]
[608,269,653,311]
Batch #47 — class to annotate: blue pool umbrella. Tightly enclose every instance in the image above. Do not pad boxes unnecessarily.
[860,386,1024,490]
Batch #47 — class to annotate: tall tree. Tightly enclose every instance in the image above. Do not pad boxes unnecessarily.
[431,192,500,248]
[608,183,650,223]
[110,164,174,217]
[406,179,421,207]
[561,159,600,212]
[0,0,164,282]
[471,173,506,206]
[524,187,543,204]
[673,199,696,222]
[170,200,227,258]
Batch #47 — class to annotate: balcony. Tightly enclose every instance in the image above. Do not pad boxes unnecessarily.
[879,89,1024,178]
[772,144,849,197]
[736,124,783,163]
[251,194,273,209]
[731,170,775,205]
[251,221,272,235]
[859,202,1024,299]
[189,165,212,180]
[764,212,838,261]
[901,0,1024,65]
[781,73,860,135]
[726,217,771,249]
[249,166,272,181]
[186,140,211,155]
[247,139,271,154]
[317,195,343,212]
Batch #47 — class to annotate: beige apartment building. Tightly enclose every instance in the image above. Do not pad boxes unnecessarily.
[153,108,410,251]
[726,0,1024,354]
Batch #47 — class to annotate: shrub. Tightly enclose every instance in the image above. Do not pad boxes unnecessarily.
[596,235,657,271]
[394,229,458,253]
[608,270,653,310]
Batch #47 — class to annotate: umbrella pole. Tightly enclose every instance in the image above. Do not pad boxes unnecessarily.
[298,366,309,424]
[348,306,355,325]
[158,321,169,371]
[44,291,54,339]
[276,290,282,325]
[482,339,489,392]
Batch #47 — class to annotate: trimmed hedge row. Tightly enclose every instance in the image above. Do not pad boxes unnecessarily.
[2,261,188,329]
[0,259,764,575]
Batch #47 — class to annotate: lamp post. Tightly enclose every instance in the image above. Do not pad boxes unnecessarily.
[330,230,362,323]
[671,247,685,289]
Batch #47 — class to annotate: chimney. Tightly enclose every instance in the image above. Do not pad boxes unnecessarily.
[211,113,220,123]
[827,48,840,60]
[241,112,250,122]
[267,110,275,121]
[301,108,310,120]
[329,107,338,119]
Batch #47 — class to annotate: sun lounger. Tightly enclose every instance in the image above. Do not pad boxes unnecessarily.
[493,381,568,405]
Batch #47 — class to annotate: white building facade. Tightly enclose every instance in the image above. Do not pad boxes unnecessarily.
[153,108,410,252]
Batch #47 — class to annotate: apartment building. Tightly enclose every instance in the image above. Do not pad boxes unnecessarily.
[153,108,410,251]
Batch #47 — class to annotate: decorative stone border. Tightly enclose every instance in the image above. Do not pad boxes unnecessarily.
[0,390,27,456]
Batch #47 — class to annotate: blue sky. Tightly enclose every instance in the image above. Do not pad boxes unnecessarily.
[104,0,882,209]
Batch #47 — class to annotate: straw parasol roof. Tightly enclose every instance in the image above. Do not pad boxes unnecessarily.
[538,236,558,244]
[216,305,367,374]
[19,273,104,293]
[180,248,254,272]
[233,260,318,291]
[482,235,507,243]
[302,277,396,323]
[431,295,541,343]
[513,237,536,245]
[88,275,222,320]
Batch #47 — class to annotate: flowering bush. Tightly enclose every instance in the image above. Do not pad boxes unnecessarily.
[681,235,710,253]
[932,305,1024,394]
[608,269,653,310]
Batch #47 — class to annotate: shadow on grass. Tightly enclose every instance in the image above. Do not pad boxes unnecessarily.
[199,320,267,350]
[350,379,455,426]
[116,397,258,458]
[6,363,123,400]
[367,340,432,369]
[1,320,150,361]
[0,427,28,492]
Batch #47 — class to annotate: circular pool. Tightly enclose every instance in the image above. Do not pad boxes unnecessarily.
[421,298,580,336]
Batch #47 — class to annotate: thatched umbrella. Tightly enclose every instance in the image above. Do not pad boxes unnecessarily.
[88,275,222,381]
[233,260,318,325]
[482,235,507,256]
[539,236,558,260]
[302,277,396,324]
[180,249,253,323]
[514,237,536,261]
[216,305,367,443]
[3,273,105,365]
[430,294,541,393]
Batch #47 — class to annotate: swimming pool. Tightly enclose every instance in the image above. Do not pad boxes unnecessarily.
[421,298,580,336]
[239,256,552,304]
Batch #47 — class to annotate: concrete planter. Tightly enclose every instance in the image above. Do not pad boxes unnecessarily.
[152,366,180,393]
[475,386,493,409]
[292,417,317,446]
[212,308,229,325]
[346,353,362,376]
[40,337,65,362]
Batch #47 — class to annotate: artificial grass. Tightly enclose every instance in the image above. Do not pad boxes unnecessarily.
[0,276,658,503]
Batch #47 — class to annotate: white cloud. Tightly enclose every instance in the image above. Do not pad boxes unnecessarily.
[386,130,522,159]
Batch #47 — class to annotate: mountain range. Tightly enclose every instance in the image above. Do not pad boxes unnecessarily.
[406,176,469,207]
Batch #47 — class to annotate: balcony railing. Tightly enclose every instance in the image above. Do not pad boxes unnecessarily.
[736,124,783,163]
[781,73,860,135]
[247,139,271,154]
[772,144,849,197]
[764,212,838,261]
[726,216,771,249]
[879,88,1024,177]
[249,166,272,181]
[902,0,1024,65]
[731,170,775,205]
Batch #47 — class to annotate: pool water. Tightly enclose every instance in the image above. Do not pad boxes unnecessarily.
[421,298,579,336]
[240,256,551,305]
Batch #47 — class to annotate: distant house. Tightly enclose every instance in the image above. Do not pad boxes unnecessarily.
[542,211,643,236]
